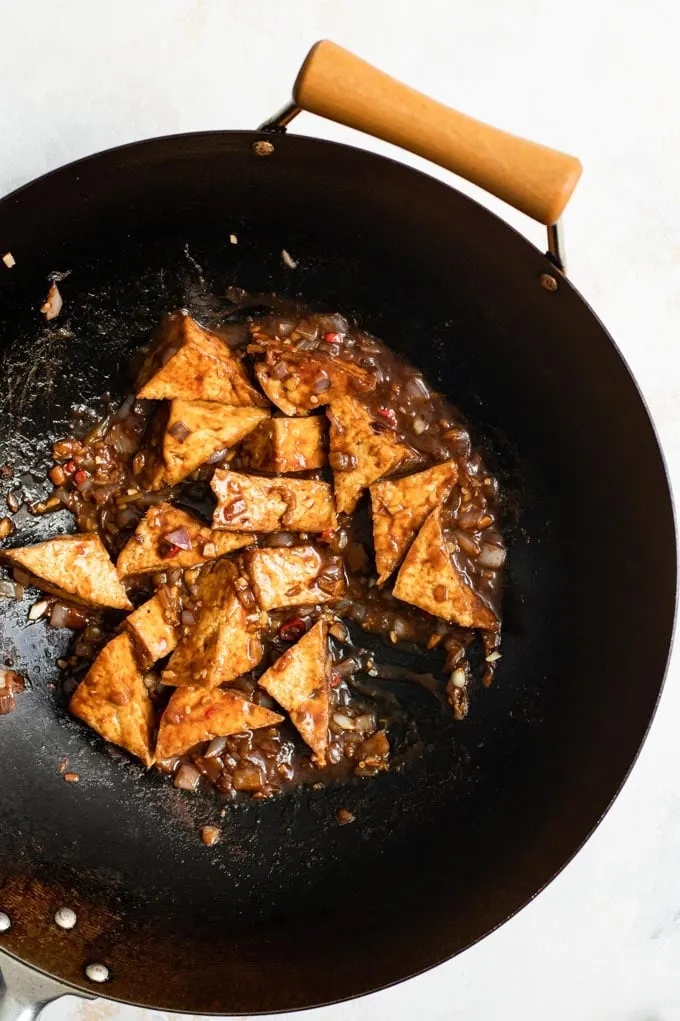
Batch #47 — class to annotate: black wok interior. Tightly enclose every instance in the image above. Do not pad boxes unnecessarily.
[0,132,675,1014]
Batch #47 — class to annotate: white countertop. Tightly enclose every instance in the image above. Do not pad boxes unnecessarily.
[3,0,680,1018]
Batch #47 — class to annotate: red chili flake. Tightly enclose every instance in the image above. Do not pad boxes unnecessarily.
[74,469,90,485]
[323,331,343,345]
[204,706,218,719]
[330,669,341,688]
[63,460,77,475]
[163,544,182,559]
[278,617,306,642]
[320,529,335,541]
[376,407,398,428]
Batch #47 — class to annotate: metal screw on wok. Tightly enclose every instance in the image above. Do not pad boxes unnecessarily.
[540,272,558,292]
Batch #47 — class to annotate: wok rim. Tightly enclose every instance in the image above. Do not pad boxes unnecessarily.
[0,128,676,1014]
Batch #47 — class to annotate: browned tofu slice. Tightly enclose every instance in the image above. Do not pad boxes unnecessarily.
[1,534,131,610]
[161,559,264,689]
[211,470,336,532]
[240,416,327,472]
[156,399,269,488]
[393,508,497,629]
[258,619,330,766]
[249,330,376,416]
[70,633,155,766]
[327,396,412,515]
[116,503,252,577]
[371,461,458,585]
[124,590,180,669]
[156,687,282,761]
[136,311,268,406]
[245,546,344,610]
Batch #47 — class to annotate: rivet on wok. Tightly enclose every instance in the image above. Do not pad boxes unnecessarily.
[85,962,110,983]
[0,911,11,932]
[252,140,275,157]
[540,272,558,292]
[54,907,77,930]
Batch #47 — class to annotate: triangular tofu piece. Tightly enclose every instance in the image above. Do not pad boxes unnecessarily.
[161,558,264,689]
[136,311,268,406]
[327,396,411,514]
[371,461,458,585]
[156,687,282,760]
[258,619,330,766]
[1,533,131,609]
[249,325,376,417]
[70,632,155,766]
[116,503,252,577]
[245,546,345,610]
[157,399,269,488]
[393,508,497,629]
[123,589,181,669]
[240,416,327,472]
[211,470,336,532]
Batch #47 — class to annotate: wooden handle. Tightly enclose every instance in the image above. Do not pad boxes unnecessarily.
[294,41,582,226]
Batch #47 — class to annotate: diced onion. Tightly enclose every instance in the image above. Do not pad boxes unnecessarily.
[174,763,201,790]
[168,421,191,443]
[165,526,192,550]
[333,712,356,731]
[478,544,506,569]
[450,668,467,689]
[204,736,227,759]
[40,282,63,321]
[28,599,50,621]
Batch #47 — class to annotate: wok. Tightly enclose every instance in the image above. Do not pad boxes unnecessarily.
[0,42,675,1018]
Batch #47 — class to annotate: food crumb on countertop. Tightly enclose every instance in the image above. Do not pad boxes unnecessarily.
[2,252,15,268]
[63,771,79,783]
[336,807,355,825]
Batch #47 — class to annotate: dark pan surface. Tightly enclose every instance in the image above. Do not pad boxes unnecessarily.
[0,132,675,1014]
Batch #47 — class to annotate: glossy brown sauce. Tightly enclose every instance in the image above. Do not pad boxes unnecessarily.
[32,307,505,798]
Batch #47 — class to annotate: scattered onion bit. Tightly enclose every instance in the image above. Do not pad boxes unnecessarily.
[164,526,192,551]
[2,252,16,269]
[201,825,221,846]
[41,282,63,321]
[281,249,297,269]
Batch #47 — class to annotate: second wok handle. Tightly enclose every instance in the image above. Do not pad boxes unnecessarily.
[293,41,582,226]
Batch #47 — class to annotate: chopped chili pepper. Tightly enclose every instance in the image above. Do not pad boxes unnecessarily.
[74,469,91,485]
[63,460,77,475]
[323,331,343,345]
[204,706,218,719]
[163,543,182,559]
[320,529,335,541]
[330,669,341,688]
[278,617,306,642]
[376,407,398,429]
